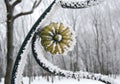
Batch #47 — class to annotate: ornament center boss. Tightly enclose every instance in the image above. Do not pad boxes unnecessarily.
[39,22,76,55]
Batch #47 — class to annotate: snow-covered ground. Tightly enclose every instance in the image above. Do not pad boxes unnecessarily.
[27,77,105,84]
[0,76,120,84]
[0,77,110,84]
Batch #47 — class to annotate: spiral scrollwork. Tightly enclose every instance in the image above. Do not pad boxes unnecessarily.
[11,0,117,84]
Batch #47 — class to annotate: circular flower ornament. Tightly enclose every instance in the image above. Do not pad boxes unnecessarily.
[39,22,76,55]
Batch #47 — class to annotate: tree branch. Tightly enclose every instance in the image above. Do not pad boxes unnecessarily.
[34,0,42,8]
[13,0,41,20]
[12,0,22,8]
[4,0,10,8]
[13,11,34,20]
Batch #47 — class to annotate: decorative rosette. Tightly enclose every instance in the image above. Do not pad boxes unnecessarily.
[39,22,76,55]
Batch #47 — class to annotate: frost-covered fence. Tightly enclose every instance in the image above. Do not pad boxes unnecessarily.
[11,0,118,84]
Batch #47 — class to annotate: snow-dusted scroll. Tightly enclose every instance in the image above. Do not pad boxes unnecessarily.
[31,33,118,84]
[11,0,58,84]
[11,0,118,84]
[60,0,104,9]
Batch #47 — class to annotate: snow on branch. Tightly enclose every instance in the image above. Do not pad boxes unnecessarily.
[59,0,104,9]
[13,0,42,20]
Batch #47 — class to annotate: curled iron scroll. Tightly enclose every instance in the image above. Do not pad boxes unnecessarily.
[11,0,117,84]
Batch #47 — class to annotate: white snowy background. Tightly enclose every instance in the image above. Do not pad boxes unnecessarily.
[0,0,120,84]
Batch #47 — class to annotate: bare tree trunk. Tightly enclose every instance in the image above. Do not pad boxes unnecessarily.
[5,2,14,83]
[4,0,41,84]
[69,52,73,71]
[61,55,67,70]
